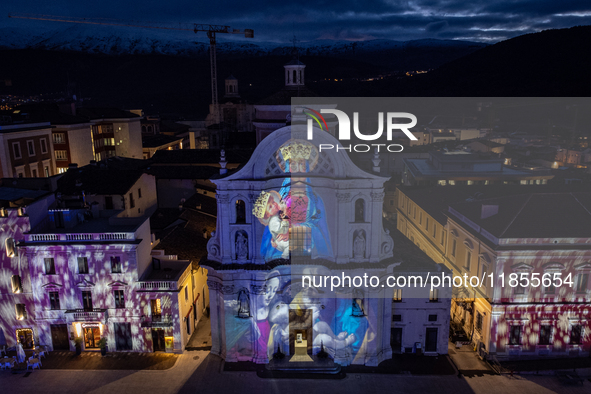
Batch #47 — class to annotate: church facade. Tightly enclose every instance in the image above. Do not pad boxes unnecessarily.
[202,119,450,366]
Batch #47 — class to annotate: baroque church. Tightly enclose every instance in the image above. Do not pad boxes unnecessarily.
[202,111,451,366]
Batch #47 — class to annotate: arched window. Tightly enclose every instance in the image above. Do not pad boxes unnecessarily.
[235,200,246,224]
[293,70,296,84]
[141,126,146,133]
[147,126,153,133]
[355,199,365,222]
[299,70,303,84]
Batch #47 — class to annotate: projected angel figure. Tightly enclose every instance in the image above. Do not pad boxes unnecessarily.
[252,191,290,259]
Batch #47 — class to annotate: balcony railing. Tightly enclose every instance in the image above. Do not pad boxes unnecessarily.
[138,281,178,291]
[140,314,173,328]
[26,232,134,242]
[65,308,107,322]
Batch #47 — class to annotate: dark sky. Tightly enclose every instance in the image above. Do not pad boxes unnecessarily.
[3,0,591,43]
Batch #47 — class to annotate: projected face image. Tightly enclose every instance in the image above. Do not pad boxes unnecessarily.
[263,277,280,307]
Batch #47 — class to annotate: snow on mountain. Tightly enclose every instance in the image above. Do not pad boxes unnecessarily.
[0,24,486,58]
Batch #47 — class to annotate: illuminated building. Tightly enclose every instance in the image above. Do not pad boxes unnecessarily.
[402,150,553,187]
[0,122,56,178]
[397,185,591,359]
[0,166,205,353]
[202,120,451,366]
[0,184,55,350]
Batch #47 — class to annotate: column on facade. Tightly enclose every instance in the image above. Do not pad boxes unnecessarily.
[369,191,385,263]
[207,279,225,357]
[336,192,351,264]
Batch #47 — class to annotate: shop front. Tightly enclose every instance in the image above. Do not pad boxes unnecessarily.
[83,323,101,349]
[16,328,35,349]
[73,322,103,351]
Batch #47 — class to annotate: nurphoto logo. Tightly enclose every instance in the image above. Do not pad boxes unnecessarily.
[303,107,417,152]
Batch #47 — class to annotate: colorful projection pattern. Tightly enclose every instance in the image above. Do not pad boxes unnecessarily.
[223,265,375,365]
[252,140,333,261]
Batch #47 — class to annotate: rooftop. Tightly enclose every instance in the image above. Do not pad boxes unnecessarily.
[403,184,584,220]
[142,258,191,282]
[76,107,140,120]
[398,184,591,242]
[150,149,253,165]
[470,139,505,148]
[57,166,144,195]
[0,122,52,133]
[145,165,220,180]
[142,134,183,148]
[404,158,536,179]
[449,192,591,239]
[156,209,215,265]
[33,216,140,235]
[0,186,51,207]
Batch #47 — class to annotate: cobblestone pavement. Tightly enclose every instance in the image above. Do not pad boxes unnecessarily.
[1,350,589,394]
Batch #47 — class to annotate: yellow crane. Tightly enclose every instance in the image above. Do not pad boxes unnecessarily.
[8,13,254,121]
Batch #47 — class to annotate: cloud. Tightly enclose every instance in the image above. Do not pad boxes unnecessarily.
[426,20,449,32]
[2,0,591,43]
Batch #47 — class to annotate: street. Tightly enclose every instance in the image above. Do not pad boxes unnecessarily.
[1,350,588,394]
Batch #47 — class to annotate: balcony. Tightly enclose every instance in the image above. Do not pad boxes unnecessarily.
[138,281,179,291]
[140,314,173,328]
[26,232,134,243]
[65,308,108,322]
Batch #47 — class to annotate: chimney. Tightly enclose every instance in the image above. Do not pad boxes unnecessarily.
[481,204,499,219]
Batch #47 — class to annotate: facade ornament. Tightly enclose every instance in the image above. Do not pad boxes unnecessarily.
[217,193,230,203]
[336,192,351,203]
[207,280,222,292]
[222,285,235,294]
[370,192,384,202]
[251,285,266,295]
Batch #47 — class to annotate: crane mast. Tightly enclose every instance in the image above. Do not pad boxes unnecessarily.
[8,13,254,123]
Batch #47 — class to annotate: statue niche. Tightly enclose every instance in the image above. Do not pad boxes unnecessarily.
[353,230,366,259]
[235,230,249,261]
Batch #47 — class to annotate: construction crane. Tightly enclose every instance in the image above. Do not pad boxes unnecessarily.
[8,13,254,122]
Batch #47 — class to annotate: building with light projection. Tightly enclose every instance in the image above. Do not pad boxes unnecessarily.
[202,113,451,367]
[397,185,591,359]
[0,165,205,353]
[0,186,54,350]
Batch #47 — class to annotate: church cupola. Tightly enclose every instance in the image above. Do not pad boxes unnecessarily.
[224,75,239,98]
[284,59,305,87]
